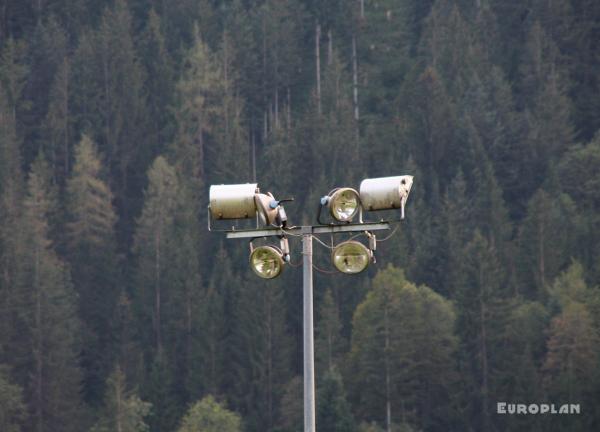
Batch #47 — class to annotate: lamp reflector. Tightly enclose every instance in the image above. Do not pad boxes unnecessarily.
[209,183,258,219]
[329,188,360,222]
[250,246,284,279]
[332,241,370,274]
[359,176,413,211]
[255,193,279,226]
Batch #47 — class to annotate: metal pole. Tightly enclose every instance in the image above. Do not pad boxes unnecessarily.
[302,230,316,432]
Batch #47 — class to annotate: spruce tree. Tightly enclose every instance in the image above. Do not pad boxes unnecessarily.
[66,134,119,404]
[317,368,357,432]
[348,265,457,431]
[454,231,508,432]
[0,364,26,432]
[90,366,152,432]
[176,395,241,432]
[13,155,83,431]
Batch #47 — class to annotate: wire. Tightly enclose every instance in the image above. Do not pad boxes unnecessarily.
[312,262,338,274]
[287,259,302,268]
[376,225,399,242]
[313,235,336,249]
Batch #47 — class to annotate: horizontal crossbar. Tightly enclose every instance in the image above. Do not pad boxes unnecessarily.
[225,222,390,239]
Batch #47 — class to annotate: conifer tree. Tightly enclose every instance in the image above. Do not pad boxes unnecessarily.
[542,302,600,432]
[348,265,457,431]
[497,300,549,432]
[230,277,291,432]
[133,156,186,431]
[14,155,83,431]
[176,395,241,432]
[139,9,174,162]
[454,231,508,432]
[0,38,28,122]
[66,134,118,404]
[317,368,357,432]
[133,156,178,361]
[0,364,26,432]
[170,25,221,181]
[315,288,344,373]
[517,189,577,298]
[42,57,71,183]
[90,366,152,432]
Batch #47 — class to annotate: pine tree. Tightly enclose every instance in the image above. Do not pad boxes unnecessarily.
[133,156,178,360]
[230,276,291,432]
[542,302,600,432]
[0,38,28,123]
[317,368,357,432]
[138,9,174,162]
[315,288,344,374]
[13,155,83,431]
[497,300,549,432]
[170,25,221,181]
[517,189,577,298]
[90,366,152,432]
[132,156,185,431]
[454,230,508,432]
[66,134,119,404]
[42,57,71,183]
[557,135,600,281]
[0,364,26,432]
[348,265,457,431]
[176,395,241,432]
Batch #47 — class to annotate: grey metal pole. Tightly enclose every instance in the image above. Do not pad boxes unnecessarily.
[302,230,316,432]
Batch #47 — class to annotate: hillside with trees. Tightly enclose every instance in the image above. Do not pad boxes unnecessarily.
[1,1,599,431]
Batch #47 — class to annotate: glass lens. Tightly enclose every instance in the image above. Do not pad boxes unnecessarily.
[332,241,370,274]
[330,189,359,221]
[250,246,283,279]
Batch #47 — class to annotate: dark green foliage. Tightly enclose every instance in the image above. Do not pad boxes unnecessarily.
[176,395,241,432]
[0,1,600,431]
[348,266,457,431]
[66,135,119,405]
[316,368,357,432]
[90,365,151,432]
[0,364,26,432]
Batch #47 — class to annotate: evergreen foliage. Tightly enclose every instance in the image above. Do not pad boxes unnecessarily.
[0,1,599,431]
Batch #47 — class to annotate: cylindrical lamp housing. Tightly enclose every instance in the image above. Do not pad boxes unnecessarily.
[359,176,413,211]
[209,183,258,219]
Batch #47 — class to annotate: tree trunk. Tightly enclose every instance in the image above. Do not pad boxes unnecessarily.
[116,378,123,432]
[479,267,490,432]
[352,34,360,144]
[384,300,392,432]
[154,231,162,358]
[35,244,43,432]
[328,29,333,65]
[316,22,322,116]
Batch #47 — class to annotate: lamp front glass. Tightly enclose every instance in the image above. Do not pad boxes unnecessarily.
[329,188,360,222]
[250,246,284,279]
[332,241,370,274]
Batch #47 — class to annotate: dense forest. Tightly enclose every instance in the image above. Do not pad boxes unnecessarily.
[1,0,600,431]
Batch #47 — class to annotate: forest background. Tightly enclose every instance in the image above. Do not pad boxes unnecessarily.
[1,0,600,431]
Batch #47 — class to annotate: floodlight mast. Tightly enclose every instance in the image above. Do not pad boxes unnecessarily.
[211,177,412,432]
[224,222,390,432]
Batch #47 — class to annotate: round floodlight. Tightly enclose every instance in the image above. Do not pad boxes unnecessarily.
[250,246,284,279]
[329,188,360,222]
[332,241,370,274]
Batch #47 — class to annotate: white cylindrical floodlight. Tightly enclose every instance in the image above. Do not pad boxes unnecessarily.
[359,176,413,214]
[209,183,258,220]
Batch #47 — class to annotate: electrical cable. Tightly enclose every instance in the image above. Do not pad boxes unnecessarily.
[376,225,399,242]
